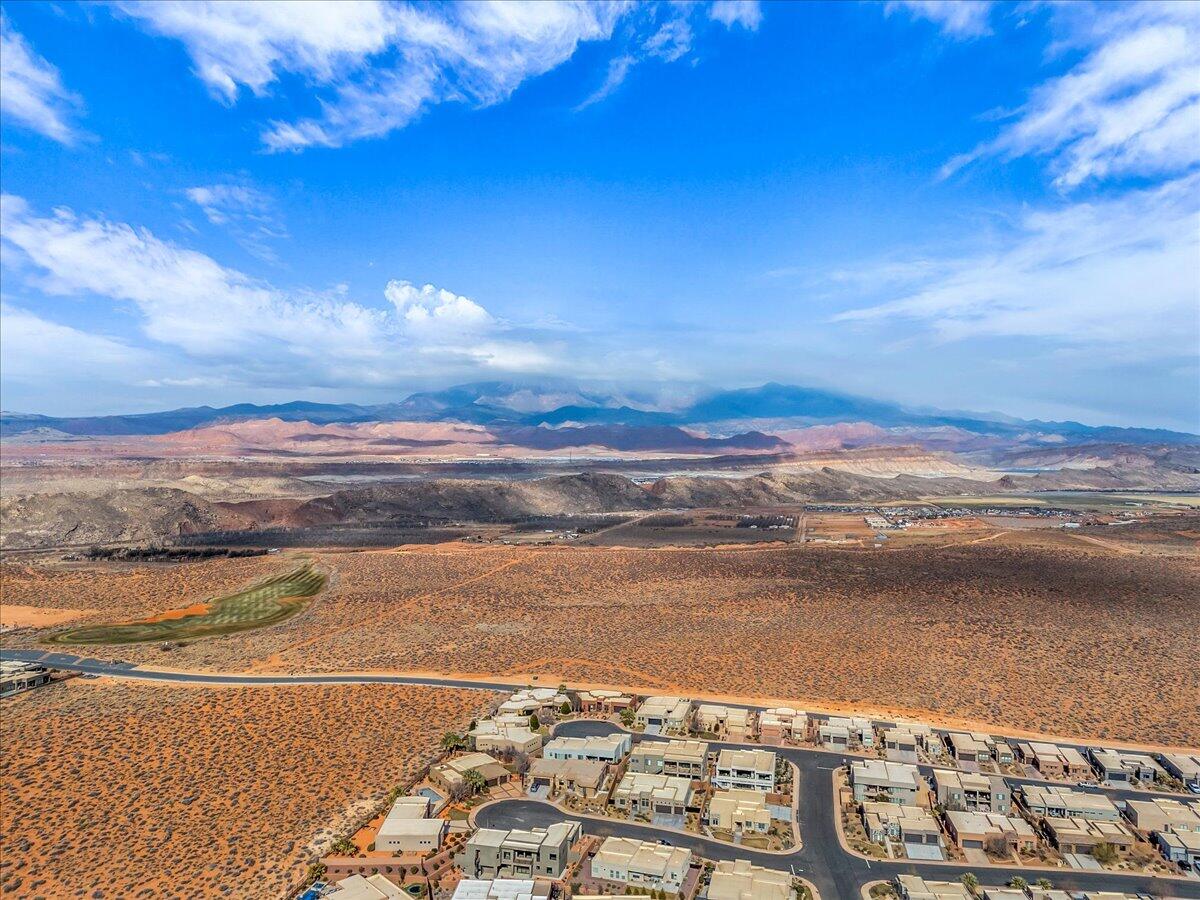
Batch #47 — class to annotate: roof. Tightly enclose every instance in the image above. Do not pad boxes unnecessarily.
[528,757,607,788]
[593,837,691,878]
[945,810,1035,839]
[946,732,990,754]
[331,874,405,900]
[706,860,791,900]
[1125,797,1200,828]
[1043,817,1132,843]
[377,795,442,839]
[452,880,550,900]
[633,739,708,764]
[615,771,693,804]
[716,749,775,772]
[896,875,970,900]
[696,704,752,724]
[1020,785,1116,816]
[932,769,1003,794]
[544,734,627,755]
[852,760,920,790]
[636,696,693,719]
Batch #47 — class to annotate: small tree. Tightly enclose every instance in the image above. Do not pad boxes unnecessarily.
[331,837,355,855]
[960,873,979,896]
[1092,842,1118,865]
[463,768,488,795]
[620,708,636,728]
[510,750,531,776]
[1034,879,1052,891]
[529,714,540,730]
[560,701,573,716]
[448,781,469,803]
[441,732,465,752]
[1008,877,1027,891]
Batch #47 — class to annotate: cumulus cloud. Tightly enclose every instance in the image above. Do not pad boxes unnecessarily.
[0,14,84,143]
[0,302,154,381]
[113,1,763,150]
[709,1,763,32]
[884,0,993,39]
[942,2,1200,188]
[0,194,560,390]
[833,174,1200,359]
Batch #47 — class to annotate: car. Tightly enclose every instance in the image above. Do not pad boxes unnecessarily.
[1189,784,1200,795]
[1076,780,1095,789]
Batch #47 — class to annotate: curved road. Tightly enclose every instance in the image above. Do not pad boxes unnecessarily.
[474,721,1200,900]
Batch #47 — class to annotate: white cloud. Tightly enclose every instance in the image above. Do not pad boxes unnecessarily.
[0,14,83,143]
[833,174,1200,358]
[0,194,563,389]
[575,55,636,111]
[884,0,993,39]
[709,1,762,32]
[114,1,762,151]
[184,181,288,262]
[0,302,154,381]
[942,2,1200,188]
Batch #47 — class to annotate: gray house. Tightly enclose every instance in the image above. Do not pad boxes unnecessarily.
[457,823,581,880]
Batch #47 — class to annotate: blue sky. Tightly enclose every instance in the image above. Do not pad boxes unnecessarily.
[1,1,1197,430]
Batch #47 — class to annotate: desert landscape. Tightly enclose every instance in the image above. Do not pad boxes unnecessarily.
[5,517,1197,747]
[0,679,491,900]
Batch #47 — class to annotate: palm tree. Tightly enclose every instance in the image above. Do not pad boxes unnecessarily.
[441,732,465,752]
[1008,877,1027,891]
[960,873,979,896]
[1034,879,1053,890]
[463,768,487,795]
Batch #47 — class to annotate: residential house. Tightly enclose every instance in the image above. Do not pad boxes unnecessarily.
[942,810,1037,853]
[706,789,772,834]
[1123,797,1200,834]
[895,875,971,900]
[457,823,581,879]
[817,721,850,751]
[0,661,52,696]
[543,734,631,764]
[527,758,608,799]
[850,760,921,805]
[375,796,446,854]
[1042,817,1134,855]
[714,749,776,793]
[470,717,543,756]
[1160,753,1200,792]
[820,716,873,748]
[430,752,511,794]
[883,728,919,763]
[1015,742,1090,780]
[705,860,792,900]
[1019,785,1119,822]
[695,704,755,741]
[1089,748,1163,787]
[451,879,551,900]
[758,708,807,745]
[590,837,692,893]
[330,874,406,899]
[861,802,943,856]
[628,740,708,779]
[931,771,1009,813]
[499,688,572,718]
[612,772,694,816]
[1157,829,1200,869]
[634,696,694,734]
[576,690,635,715]
[945,733,991,765]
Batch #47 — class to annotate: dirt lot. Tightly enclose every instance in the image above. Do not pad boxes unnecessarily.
[0,679,489,900]
[4,523,1197,747]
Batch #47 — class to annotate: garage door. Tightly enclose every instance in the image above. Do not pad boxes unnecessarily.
[962,839,984,849]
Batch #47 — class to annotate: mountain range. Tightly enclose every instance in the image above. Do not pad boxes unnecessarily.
[4,381,1196,445]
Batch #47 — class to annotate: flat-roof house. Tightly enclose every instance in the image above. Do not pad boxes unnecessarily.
[695,705,755,741]
[714,749,776,793]
[612,772,694,816]
[945,733,991,765]
[942,811,1037,853]
[1016,742,1090,780]
[1089,748,1163,787]
[1042,817,1134,855]
[0,661,52,696]
[1157,829,1200,869]
[628,740,708,779]
[470,717,543,756]
[527,758,608,799]
[861,802,943,856]
[758,708,806,745]
[1160,754,1200,791]
[635,696,694,734]
[821,716,874,748]
[375,796,446,854]
[817,722,850,750]
[931,770,1009,813]
[1123,797,1200,834]
[451,879,551,900]
[1019,785,1118,822]
[850,760,921,805]
[706,789,772,834]
[457,823,581,880]
[576,690,635,715]
[895,875,971,900]
[883,728,919,763]
[543,734,631,764]
[705,860,792,900]
[330,873,406,899]
[430,752,511,794]
[590,837,692,893]
[499,688,572,718]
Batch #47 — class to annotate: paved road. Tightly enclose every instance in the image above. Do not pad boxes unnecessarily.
[476,721,1200,900]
